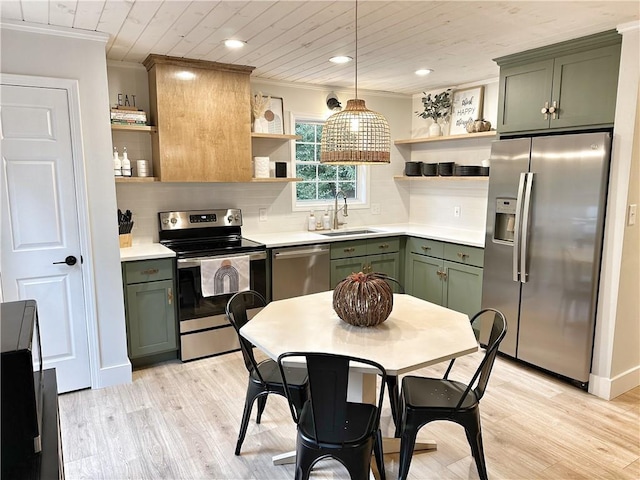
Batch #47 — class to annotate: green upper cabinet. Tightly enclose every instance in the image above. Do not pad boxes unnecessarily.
[495,30,621,135]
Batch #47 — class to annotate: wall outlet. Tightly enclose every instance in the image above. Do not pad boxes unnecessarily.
[454,206,461,218]
[259,208,268,222]
[371,203,381,215]
[628,204,637,226]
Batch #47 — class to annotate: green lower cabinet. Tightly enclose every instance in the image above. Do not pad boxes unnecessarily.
[125,279,177,358]
[406,240,484,317]
[407,253,443,304]
[443,261,483,317]
[122,257,178,365]
[329,238,402,292]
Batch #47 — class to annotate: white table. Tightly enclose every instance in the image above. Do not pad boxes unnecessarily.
[240,291,478,465]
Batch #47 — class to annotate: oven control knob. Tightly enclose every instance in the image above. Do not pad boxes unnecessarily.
[170,218,177,224]
[234,214,240,221]
[227,215,234,223]
[162,218,169,225]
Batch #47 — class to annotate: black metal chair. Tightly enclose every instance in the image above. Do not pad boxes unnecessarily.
[277,352,387,480]
[397,308,507,480]
[225,290,308,456]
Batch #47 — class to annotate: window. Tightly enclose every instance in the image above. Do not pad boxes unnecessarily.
[293,116,367,210]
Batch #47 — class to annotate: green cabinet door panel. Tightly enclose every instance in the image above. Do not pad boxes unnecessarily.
[498,59,554,133]
[126,279,177,358]
[407,253,443,305]
[369,252,401,284]
[330,257,365,288]
[551,45,621,129]
[444,261,483,317]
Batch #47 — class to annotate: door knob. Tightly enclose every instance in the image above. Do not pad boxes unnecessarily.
[53,255,77,266]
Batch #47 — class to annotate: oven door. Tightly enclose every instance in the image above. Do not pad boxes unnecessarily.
[176,250,267,361]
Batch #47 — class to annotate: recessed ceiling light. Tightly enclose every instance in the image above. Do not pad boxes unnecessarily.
[224,39,246,49]
[415,69,433,76]
[329,56,353,64]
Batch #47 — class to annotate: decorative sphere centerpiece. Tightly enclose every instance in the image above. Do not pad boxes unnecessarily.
[333,272,393,327]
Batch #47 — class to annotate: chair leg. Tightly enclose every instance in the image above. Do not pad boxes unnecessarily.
[235,383,263,455]
[373,429,386,480]
[462,410,488,480]
[398,423,419,480]
[256,395,267,424]
[385,375,399,432]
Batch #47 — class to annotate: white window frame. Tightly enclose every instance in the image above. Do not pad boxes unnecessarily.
[290,112,370,212]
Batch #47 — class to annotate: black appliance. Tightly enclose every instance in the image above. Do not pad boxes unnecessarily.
[1,299,44,473]
[159,209,267,361]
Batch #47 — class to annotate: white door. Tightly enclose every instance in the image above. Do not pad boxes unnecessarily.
[1,83,91,392]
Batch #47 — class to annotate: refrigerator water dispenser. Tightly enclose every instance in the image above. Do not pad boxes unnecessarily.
[494,198,516,243]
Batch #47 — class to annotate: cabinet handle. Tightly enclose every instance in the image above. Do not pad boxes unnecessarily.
[344,247,355,253]
[549,100,558,119]
[141,268,159,275]
[421,245,431,251]
[541,101,550,120]
[167,287,173,305]
[442,270,447,281]
[457,252,469,260]
[378,243,390,249]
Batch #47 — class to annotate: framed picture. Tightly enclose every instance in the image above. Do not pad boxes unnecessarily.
[262,96,284,134]
[449,86,484,135]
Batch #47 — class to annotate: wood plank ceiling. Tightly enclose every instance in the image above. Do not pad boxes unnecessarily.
[1,1,638,94]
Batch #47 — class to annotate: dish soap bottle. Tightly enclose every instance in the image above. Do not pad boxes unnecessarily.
[113,147,122,177]
[323,209,331,230]
[308,211,316,231]
[121,146,132,177]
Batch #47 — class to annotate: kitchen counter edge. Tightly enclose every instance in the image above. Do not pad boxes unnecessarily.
[120,244,176,262]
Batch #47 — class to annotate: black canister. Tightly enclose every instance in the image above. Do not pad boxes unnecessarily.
[422,163,438,176]
[405,161,422,176]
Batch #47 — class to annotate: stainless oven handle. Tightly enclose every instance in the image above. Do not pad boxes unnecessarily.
[177,251,267,268]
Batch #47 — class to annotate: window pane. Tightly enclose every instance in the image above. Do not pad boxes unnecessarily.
[318,164,337,181]
[318,183,336,200]
[338,182,356,198]
[338,165,356,181]
[296,143,315,161]
[296,182,317,200]
[296,163,317,180]
[296,123,316,142]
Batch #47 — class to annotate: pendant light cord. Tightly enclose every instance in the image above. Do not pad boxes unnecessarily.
[354,0,358,99]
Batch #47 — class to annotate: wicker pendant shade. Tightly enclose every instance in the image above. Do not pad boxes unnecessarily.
[320,99,390,164]
[320,1,391,165]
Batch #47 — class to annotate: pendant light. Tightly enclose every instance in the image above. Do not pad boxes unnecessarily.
[320,1,390,164]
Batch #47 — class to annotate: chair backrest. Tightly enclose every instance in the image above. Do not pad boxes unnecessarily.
[277,352,387,444]
[226,290,267,379]
[445,308,507,409]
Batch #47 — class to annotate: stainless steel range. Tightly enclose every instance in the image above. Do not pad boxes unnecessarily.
[159,209,267,361]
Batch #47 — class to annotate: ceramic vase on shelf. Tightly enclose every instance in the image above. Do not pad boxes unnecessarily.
[428,121,442,137]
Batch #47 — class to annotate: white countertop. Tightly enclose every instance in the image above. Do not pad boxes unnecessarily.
[120,224,484,261]
[243,223,485,248]
[119,243,176,262]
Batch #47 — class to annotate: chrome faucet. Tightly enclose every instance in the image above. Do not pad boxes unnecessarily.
[333,190,348,229]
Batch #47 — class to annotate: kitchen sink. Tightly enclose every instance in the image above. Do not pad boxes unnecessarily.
[320,229,380,237]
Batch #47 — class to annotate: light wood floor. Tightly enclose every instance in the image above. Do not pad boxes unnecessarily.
[59,350,639,479]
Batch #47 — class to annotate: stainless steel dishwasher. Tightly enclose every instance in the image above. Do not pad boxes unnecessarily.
[271,244,331,300]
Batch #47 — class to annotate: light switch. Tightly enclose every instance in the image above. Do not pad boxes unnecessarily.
[259,208,268,222]
[628,204,637,226]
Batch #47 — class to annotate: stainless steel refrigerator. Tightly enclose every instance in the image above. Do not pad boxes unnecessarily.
[482,131,610,386]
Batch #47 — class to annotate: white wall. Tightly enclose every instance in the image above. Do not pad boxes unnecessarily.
[110,64,412,242]
[1,23,131,389]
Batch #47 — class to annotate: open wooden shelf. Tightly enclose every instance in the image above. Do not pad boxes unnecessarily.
[250,177,302,183]
[115,176,158,183]
[251,133,300,140]
[394,130,496,145]
[111,124,157,133]
[394,175,489,181]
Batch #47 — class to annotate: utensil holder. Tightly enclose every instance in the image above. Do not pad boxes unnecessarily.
[119,233,132,248]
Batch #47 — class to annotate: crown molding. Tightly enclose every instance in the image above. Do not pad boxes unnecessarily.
[0,19,109,43]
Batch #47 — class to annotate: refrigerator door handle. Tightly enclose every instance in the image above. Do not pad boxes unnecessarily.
[520,172,535,283]
[513,172,527,282]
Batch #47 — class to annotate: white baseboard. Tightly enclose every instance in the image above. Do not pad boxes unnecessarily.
[94,361,132,389]
[589,365,640,400]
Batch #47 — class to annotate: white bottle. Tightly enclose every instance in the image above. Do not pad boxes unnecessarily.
[323,209,331,230]
[113,147,122,176]
[121,146,132,177]
[308,211,316,231]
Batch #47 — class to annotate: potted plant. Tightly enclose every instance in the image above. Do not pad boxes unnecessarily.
[416,89,452,136]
